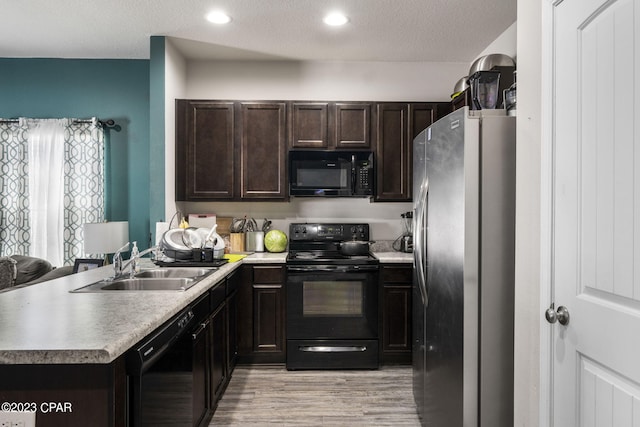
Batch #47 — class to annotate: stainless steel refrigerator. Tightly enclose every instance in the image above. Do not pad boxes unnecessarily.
[412,107,515,426]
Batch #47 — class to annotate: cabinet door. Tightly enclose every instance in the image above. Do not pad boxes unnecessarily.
[239,102,287,199]
[375,103,438,201]
[209,303,227,406]
[380,265,412,364]
[176,100,235,200]
[290,102,329,148]
[237,265,286,364]
[375,103,409,201]
[253,285,284,355]
[334,102,371,148]
[226,291,238,374]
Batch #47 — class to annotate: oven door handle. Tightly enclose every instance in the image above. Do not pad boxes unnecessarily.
[286,265,378,273]
[298,345,368,353]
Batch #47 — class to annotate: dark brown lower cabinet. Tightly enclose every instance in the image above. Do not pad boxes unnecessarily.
[380,264,413,364]
[0,359,127,427]
[191,317,209,426]
[238,264,286,364]
[209,302,227,406]
[226,269,239,374]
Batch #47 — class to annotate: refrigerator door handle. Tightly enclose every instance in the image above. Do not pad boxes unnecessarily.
[414,179,429,306]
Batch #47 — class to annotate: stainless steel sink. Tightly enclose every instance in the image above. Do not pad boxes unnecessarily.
[134,268,212,279]
[70,267,216,293]
[100,277,195,291]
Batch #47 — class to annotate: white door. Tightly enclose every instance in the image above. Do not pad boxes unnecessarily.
[552,0,640,425]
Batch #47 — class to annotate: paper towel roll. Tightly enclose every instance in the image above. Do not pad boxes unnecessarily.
[155,222,170,245]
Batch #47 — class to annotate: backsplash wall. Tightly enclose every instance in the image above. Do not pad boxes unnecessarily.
[175,199,413,242]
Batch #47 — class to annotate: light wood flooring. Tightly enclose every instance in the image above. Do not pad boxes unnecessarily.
[209,365,421,426]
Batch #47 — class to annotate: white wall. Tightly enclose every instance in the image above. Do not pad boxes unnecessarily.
[177,199,412,241]
[185,60,467,101]
[475,22,517,62]
[514,1,542,425]
[163,40,187,222]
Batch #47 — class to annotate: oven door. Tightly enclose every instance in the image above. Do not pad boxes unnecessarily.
[286,265,379,340]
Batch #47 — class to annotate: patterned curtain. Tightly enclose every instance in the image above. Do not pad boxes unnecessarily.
[0,121,30,256]
[0,118,105,265]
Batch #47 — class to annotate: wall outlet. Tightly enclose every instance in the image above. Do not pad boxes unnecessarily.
[0,412,35,427]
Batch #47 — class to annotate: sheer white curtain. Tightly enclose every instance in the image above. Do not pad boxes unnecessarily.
[27,119,67,265]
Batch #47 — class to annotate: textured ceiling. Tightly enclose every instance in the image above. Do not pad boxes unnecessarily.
[1,0,516,62]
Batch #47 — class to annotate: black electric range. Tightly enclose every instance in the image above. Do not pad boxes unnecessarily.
[286,223,379,268]
[285,223,380,370]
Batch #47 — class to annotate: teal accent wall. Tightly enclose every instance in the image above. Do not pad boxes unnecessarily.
[0,58,151,250]
[149,37,166,241]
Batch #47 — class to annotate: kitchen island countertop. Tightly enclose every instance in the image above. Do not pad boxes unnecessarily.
[0,259,243,365]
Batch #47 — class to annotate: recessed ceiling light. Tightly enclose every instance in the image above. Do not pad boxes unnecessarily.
[206,11,232,24]
[323,12,349,26]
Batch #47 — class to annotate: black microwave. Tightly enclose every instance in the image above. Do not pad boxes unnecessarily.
[289,150,374,197]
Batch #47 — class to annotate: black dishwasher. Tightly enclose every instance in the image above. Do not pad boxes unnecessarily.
[127,292,210,427]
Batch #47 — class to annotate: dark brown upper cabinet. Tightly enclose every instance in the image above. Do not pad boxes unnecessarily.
[290,102,329,148]
[176,100,288,201]
[239,102,287,200]
[374,103,442,201]
[176,100,235,200]
[334,102,371,148]
[291,102,370,149]
[177,99,447,203]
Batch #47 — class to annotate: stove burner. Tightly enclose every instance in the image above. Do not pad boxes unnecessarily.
[286,223,379,267]
[291,251,317,259]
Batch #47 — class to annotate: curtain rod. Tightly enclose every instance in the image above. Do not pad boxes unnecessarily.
[0,118,117,128]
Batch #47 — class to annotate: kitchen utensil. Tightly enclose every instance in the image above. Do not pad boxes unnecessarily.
[182,227,203,249]
[230,218,245,233]
[451,76,469,99]
[245,231,264,252]
[202,224,225,250]
[468,71,500,110]
[160,229,196,260]
[262,219,272,232]
[246,218,257,232]
[468,53,515,75]
[401,235,413,253]
[504,70,517,116]
[338,240,375,256]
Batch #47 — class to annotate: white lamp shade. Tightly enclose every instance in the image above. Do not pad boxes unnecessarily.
[83,221,129,254]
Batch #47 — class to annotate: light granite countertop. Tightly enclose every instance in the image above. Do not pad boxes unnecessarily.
[373,252,413,263]
[0,250,407,365]
[0,259,245,365]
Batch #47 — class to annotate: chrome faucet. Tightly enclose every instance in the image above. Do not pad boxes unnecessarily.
[120,245,159,279]
[112,242,130,279]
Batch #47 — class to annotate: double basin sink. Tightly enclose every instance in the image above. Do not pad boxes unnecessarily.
[71,268,216,293]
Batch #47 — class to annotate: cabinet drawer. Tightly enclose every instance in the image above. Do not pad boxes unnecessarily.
[252,265,284,283]
[382,265,413,283]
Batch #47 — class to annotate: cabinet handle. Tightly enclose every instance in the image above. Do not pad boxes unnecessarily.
[191,321,208,340]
